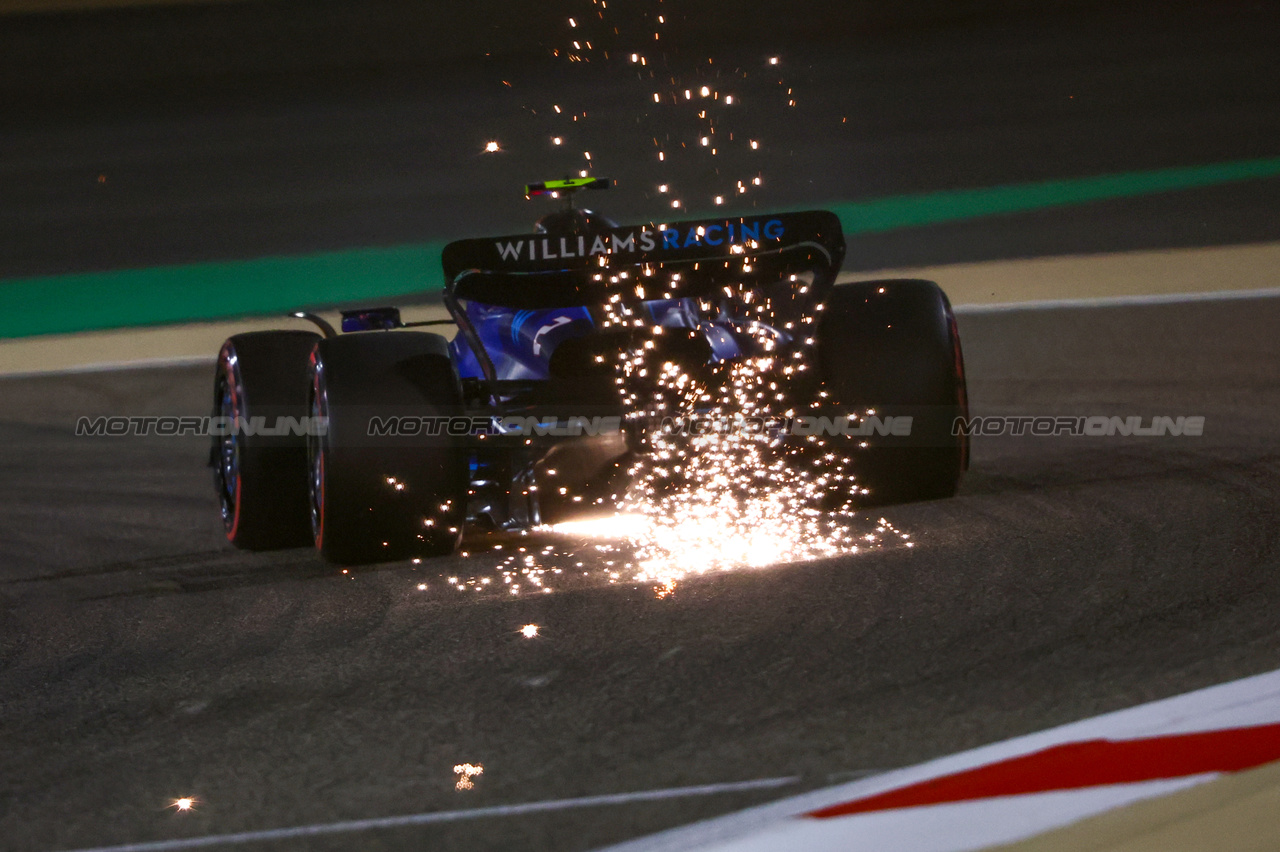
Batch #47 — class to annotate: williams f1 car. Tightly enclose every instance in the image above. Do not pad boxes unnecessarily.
[213,179,968,564]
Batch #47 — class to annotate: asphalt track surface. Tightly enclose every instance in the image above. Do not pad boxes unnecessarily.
[2,2,1280,851]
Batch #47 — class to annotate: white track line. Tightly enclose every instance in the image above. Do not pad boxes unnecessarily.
[56,777,801,852]
[952,286,1280,314]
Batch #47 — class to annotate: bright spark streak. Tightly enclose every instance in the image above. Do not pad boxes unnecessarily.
[548,514,650,538]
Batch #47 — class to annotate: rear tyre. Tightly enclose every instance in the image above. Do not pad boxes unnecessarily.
[814,279,968,504]
[308,332,469,565]
[213,330,321,550]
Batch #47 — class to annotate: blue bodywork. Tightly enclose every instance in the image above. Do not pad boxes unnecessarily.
[449,298,749,381]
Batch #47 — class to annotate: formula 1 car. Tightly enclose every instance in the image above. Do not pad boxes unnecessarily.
[213,179,967,564]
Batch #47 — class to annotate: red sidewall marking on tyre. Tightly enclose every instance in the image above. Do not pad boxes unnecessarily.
[223,354,243,542]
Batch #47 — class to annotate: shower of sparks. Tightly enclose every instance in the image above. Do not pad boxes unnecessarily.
[453,763,484,791]
[439,504,908,601]
[606,277,868,588]
[434,260,912,600]
[517,1,802,208]
[436,3,899,597]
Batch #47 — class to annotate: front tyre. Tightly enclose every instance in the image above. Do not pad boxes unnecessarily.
[308,332,469,565]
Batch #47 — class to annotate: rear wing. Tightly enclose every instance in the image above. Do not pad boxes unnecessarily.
[441,210,845,285]
[441,210,846,385]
